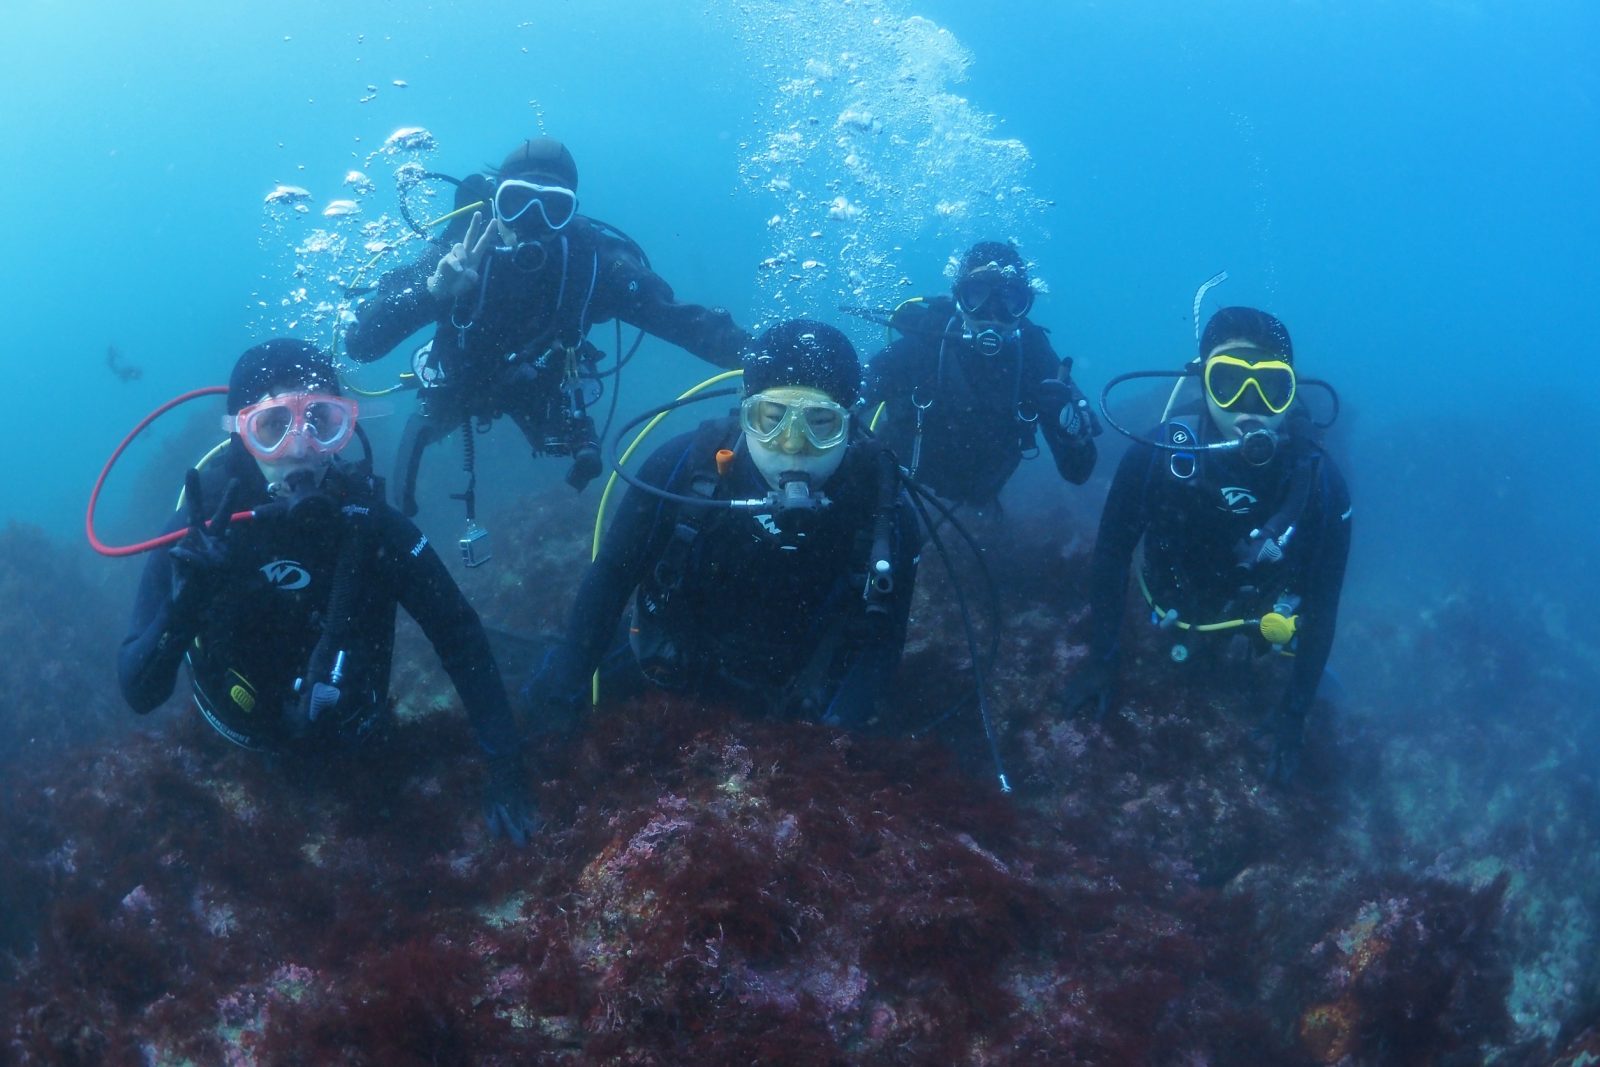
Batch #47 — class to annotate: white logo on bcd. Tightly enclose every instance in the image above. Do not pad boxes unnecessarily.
[1220,486,1258,513]
[260,560,311,590]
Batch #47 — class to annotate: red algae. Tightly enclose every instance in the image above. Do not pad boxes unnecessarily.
[0,491,1587,1064]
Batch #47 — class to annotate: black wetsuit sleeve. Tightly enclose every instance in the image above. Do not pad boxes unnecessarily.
[342,257,443,364]
[117,531,194,715]
[1282,458,1353,721]
[1029,335,1098,486]
[862,336,921,405]
[1087,443,1155,665]
[557,439,687,681]
[388,516,520,759]
[593,240,750,369]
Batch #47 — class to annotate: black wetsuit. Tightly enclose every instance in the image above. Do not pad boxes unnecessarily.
[1087,416,1352,724]
[862,296,1096,508]
[537,420,921,728]
[344,214,750,508]
[118,446,519,760]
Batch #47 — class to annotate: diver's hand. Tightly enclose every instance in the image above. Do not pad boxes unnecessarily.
[1037,378,1097,442]
[1059,660,1115,722]
[426,211,497,300]
[1036,378,1071,423]
[517,647,587,728]
[482,752,540,847]
[1235,530,1285,570]
[169,471,240,617]
[519,686,587,737]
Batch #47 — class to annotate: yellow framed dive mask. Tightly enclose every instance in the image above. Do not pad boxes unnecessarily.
[1203,354,1297,415]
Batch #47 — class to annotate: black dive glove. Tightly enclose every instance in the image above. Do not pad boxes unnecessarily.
[1036,378,1100,443]
[482,752,540,847]
[1234,529,1286,570]
[169,471,241,621]
[1059,659,1116,722]
[564,416,603,492]
[518,646,588,731]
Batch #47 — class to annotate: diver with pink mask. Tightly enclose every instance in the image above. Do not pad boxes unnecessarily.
[116,339,535,845]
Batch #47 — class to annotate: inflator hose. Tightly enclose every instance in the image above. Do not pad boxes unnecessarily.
[86,386,254,557]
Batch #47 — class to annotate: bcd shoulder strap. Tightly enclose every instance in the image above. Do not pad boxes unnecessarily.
[647,419,741,599]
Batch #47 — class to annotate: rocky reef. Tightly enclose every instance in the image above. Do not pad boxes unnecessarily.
[2,490,1597,1065]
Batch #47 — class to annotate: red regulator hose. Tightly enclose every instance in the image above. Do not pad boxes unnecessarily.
[86,386,254,557]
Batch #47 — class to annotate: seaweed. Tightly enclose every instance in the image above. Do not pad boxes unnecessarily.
[1,486,1594,1063]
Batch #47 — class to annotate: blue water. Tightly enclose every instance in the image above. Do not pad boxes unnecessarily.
[3,0,1596,622]
[5,2,1600,1052]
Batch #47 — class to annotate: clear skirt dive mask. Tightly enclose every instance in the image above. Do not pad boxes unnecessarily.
[226,393,358,461]
[739,393,850,450]
[493,179,578,232]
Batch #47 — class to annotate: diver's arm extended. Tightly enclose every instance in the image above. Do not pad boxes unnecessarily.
[389,514,520,760]
[599,238,750,369]
[117,544,194,715]
[342,257,441,364]
[1281,458,1353,722]
[1030,338,1098,486]
[861,335,921,406]
[1087,443,1155,665]
[556,435,695,687]
[1037,393,1099,485]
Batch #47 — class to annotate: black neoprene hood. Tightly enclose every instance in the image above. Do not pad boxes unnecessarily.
[1199,307,1294,363]
[741,319,862,407]
[227,339,341,414]
[496,137,579,191]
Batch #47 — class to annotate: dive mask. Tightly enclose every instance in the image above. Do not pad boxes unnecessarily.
[227,393,358,461]
[954,266,1034,323]
[740,392,851,450]
[1204,353,1296,415]
[493,179,578,232]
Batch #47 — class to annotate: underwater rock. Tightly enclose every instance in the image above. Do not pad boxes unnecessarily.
[0,523,130,766]
[2,491,1594,1062]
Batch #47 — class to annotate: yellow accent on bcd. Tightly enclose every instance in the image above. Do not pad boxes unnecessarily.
[1259,612,1299,645]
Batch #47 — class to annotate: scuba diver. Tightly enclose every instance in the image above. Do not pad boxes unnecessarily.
[1061,307,1352,782]
[860,241,1099,512]
[521,319,921,733]
[343,135,751,521]
[116,339,536,844]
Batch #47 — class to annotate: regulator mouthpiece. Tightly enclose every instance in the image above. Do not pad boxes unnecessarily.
[1237,427,1279,467]
[969,328,1005,357]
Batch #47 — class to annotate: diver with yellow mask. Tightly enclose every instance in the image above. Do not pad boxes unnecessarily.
[1061,307,1352,782]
